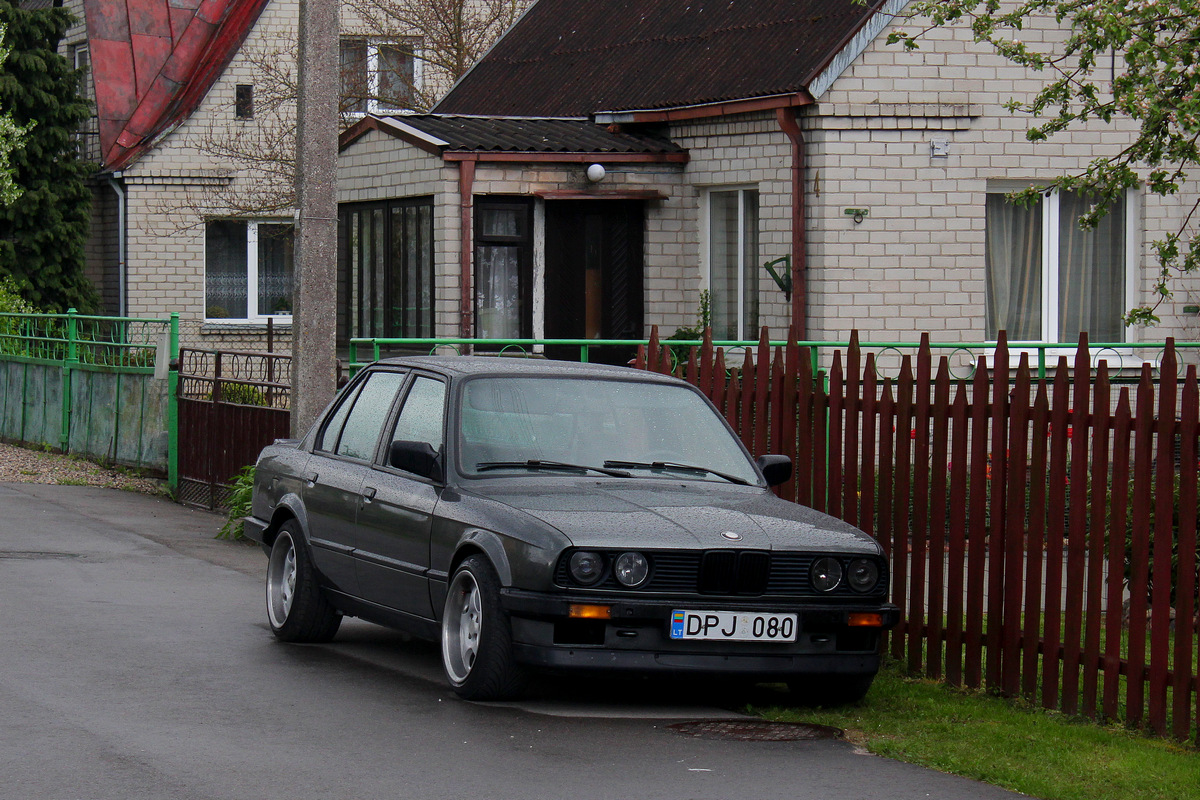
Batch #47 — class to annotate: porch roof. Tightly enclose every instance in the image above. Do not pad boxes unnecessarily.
[341,114,686,159]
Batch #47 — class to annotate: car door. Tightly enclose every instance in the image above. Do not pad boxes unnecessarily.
[302,368,407,596]
[354,373,447,619]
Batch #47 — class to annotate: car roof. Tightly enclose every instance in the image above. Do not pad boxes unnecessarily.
[369,355,684,384]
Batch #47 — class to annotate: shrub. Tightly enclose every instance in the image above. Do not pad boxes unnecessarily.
[216,382,268,406]
[0,275,34,313]
[217,465,255,541]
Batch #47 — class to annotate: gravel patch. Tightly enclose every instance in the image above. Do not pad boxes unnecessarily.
[0,442,167,495]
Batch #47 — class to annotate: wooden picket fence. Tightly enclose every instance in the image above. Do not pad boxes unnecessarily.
[637,327,1199,743]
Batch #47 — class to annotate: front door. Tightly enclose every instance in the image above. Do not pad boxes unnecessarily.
[544,201,644,364]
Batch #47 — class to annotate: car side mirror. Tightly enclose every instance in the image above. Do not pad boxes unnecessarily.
[389,440,443,482]
[756,454,792,487]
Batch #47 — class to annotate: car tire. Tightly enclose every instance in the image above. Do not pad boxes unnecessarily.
[265,521,341,643]
[441,554,526,700]
[787,672,874,706]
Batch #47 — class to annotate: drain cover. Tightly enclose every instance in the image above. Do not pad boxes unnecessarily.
[666,720,843,741]
[0,551,82,560]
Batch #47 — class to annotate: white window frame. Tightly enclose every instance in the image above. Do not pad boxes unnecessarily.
[203,220,294,325]
[342,37,422,116]
[702,186,759,342]
[986,186,1138,347]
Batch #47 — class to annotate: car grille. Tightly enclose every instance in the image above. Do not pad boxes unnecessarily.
[554,550,887,598]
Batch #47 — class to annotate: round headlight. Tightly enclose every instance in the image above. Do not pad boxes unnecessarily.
[847,558,880,592]
[811,557,843,592]
[613,552,649,587]
[568,551,605,585]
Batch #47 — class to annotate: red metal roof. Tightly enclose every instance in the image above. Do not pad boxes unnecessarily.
[84,0,270,170]
[435,0,885,117]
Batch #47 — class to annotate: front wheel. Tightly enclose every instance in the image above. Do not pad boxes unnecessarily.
[441,555,526,700]
[265,521,341,643]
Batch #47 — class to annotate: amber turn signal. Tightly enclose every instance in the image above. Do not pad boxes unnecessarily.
[569,604,613,619]
[847,612,884,627]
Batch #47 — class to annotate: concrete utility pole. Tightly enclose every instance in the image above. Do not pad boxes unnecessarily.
[291,0,339,437]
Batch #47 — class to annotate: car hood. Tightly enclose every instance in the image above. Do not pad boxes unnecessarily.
[464,479,881,554]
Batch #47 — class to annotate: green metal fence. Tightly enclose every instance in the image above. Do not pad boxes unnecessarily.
[349,333,1200,378]
[0,309,179,484]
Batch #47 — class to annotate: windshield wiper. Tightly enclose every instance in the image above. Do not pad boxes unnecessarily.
[602,460,750,485]
[475,460,632,478]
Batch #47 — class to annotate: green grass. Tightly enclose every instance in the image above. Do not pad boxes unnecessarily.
[758,662,1199,800]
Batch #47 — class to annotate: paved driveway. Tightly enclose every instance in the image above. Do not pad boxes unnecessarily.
[0,484,1022,800]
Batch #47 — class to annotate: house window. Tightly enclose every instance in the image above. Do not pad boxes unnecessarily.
[985,189,1131,343]
[340,37,419,114]
[474,198,533,340]
[338,197,435,345]
[235,84,254,119]
[71,43,89,71]
[205,221,294,321]
[707,188,759,340]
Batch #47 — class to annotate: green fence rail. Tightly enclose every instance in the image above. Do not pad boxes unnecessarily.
[0,309,179,485]
[349,333,1200,379]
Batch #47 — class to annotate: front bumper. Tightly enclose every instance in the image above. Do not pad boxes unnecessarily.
[500,588,900,678]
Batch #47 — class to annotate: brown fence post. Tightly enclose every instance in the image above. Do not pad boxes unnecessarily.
[828,351,844,521]
[860,353,878,542]
[927,356,951,679]
[892,355,914,662]
[1150,340,1179,734]
[965,353,990,688]
[1000,353,1031,696]
[1043,359,1072,710]
[946,383,969,686]
[1105,389,1132,721]
[1023,380,1050,701]
[1175,365,1198,742]
[844,332,862,529]
[909,335,932,675]
[1063,335,1092,713]
[1127,364,1155,727]
[1083,361,1113,717]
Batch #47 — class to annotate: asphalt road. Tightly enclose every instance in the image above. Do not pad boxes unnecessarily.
[0,484,1022,800]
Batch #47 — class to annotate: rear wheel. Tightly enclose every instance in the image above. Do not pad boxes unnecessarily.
[441,555,525,700]
[265,521,341,643]
[786,673,874,706]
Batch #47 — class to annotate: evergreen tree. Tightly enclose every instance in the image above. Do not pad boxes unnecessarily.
[0,1,96,312]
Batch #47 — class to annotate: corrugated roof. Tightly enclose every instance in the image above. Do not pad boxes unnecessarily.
[380,114,684,153]
[84,0,269,170]
[435,0,884,117]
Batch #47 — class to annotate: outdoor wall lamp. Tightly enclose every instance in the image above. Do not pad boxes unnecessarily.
[586,163,606,182]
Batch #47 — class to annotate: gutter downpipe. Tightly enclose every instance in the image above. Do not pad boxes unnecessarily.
[776,108,807,339]
[458,160,475,342]
[107,172,127,317]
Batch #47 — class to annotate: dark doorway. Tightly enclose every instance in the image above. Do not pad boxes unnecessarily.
[544,201,644,364]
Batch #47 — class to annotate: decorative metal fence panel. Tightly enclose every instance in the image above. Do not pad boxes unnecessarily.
[636,327,1199,743]
[176,348,291,509]
[0,311,176,475]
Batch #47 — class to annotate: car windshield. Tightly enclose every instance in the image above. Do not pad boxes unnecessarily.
[457,376,760,484]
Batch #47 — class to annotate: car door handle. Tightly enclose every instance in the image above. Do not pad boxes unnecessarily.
[362,486,377,503]
[304,472,319,485]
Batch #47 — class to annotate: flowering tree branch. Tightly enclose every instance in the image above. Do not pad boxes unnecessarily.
[890,0,1200,326]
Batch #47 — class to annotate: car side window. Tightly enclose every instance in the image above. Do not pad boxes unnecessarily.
[333,371,406,460]
[314,381,363,453]
[389,376,446,454]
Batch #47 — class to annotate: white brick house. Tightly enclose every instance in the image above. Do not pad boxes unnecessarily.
[59,0,495,353]
[337,0,1200,355]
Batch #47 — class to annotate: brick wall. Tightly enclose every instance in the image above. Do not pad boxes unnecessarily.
[802,13,1200,345]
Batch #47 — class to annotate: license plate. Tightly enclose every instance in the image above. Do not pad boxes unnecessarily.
[669,610,798,642]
